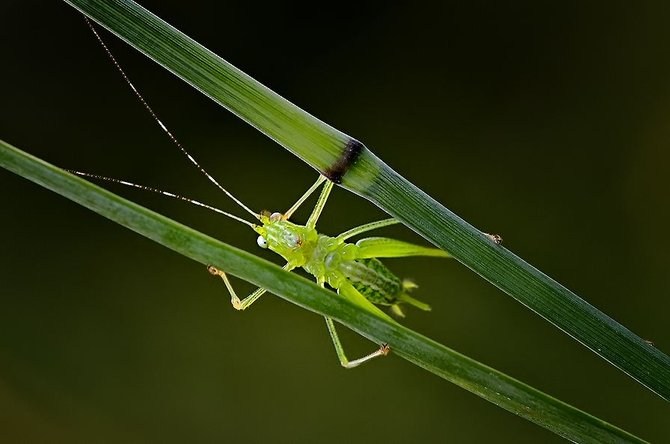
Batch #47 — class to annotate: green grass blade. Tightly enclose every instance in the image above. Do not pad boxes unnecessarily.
[61,0,670,400]
[0,138,648,444]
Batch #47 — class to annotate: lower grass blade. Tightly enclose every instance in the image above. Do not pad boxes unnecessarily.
[0,138,648,443]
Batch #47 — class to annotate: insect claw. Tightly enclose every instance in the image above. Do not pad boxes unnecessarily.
[207,265,221,276]
[379,343,391,356]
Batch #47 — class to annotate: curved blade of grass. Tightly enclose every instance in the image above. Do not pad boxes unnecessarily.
[61,0,670,400]
[0,138,648,444]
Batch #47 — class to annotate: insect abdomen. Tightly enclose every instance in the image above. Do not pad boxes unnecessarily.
[340,258,402,306]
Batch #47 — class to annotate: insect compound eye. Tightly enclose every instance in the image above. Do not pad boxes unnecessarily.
[270,212,283,222]
[257,235,268,249]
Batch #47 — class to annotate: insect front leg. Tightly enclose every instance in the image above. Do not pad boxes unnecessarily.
[306,179,334,228]
[207,263,293,310]
[283,175,327,220]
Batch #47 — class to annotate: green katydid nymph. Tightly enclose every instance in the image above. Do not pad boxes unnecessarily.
[74,18,452,368]
[210,175,451,368]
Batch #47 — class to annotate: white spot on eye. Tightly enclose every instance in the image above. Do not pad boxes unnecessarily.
[257,235,268,249]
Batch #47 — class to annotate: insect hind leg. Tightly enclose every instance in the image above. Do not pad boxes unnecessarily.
[324,317,390,368]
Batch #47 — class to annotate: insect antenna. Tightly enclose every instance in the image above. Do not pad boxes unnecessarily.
[83,16,259,220]
[67,170,257,228]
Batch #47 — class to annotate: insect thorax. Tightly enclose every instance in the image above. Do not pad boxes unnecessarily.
[257,216,407,308]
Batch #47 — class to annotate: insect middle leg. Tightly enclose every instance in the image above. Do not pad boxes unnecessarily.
[208,263,293,310]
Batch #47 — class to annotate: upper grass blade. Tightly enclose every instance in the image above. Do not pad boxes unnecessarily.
[60,0,670,400]
[0,137,648,443]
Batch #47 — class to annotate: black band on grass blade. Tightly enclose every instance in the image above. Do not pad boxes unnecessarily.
[323,138,364,183]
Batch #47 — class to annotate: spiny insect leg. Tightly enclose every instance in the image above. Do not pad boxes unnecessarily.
[306,180,334,228]
[284,175,327,220]
[208,264,292,310]
[335,218,399,241]
[324,317,390,369]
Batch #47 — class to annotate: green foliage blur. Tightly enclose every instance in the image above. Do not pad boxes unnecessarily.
[1,1,668,442]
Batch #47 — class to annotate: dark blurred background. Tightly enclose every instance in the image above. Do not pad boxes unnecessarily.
[1,1,669,442]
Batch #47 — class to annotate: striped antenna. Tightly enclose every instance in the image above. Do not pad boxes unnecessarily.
[83,16,260,220]
[68,170,257,228]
